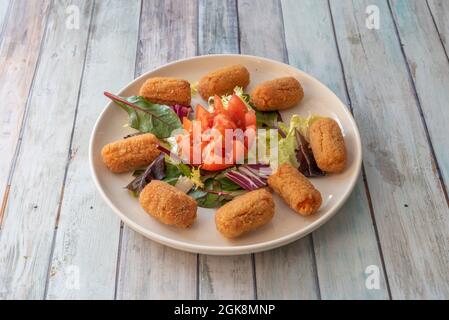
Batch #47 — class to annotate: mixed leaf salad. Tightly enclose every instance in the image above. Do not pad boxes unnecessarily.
[105,87,324,208]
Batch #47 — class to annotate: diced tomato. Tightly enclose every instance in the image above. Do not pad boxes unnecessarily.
[212,114,236,136]
[213,95,227,117]
[244,125,256,150]
[195,104,213,129]
[227,94,248,128]
[244,110,256,127]
[182,117,192,133]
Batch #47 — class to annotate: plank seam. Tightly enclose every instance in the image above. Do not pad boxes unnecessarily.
[425,0,449,66]
[277,0,289,65]
[309,235,321,299]
[114,0,143,299]
[0,0,53,229]
[236,0,241,54]
[251,253,258,300]
[326,0,393,299]
[387,0,449,207]
[43,0,97,299]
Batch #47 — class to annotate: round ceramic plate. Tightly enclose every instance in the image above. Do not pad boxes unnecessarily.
[90,54,362,255]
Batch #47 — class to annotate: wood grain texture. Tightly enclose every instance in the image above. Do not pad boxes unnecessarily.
[0,0,50,226]
[0,0,93,299]
[330,0,449,299]
[116,0,198,300]
[0,0,10,40]
[238,0,319,299]
[197,0,254,300]
[281,0,388,299]
[390,0,449,196]
[427,0,449,53]
[198,0,239,55]
[46,0,141,300]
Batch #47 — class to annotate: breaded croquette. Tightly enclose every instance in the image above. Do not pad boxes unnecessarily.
[215,188,274,238]
[139,77,191,106]
[308,118,346,173]
[250,77,304,111]
[139,180,197,228]
[268,163,322,216]
[101,133,160,173]
[198,64,250,100]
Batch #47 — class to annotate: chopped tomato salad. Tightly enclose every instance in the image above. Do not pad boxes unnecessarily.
[177,94,256,171]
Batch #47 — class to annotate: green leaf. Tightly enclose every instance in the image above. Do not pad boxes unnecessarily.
[107,93,182,139]
[256,110,281,128]
[162,162,183,185]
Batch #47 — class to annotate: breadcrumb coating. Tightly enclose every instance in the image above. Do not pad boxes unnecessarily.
[139,180,197,228]
[101,133,161,173]
[268,163,322,216]
[250,76,304,111]
[215,188,274,238]
[198,64,250,100]
[308,118,346,173]
[139,77,191,106]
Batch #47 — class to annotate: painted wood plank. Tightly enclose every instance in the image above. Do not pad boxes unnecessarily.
[197,0,254,300]
[116,0,198,300]
[198,0,239,55]
[0,0,50,227]
[390,0,449,196]
[0,0,10,40]
[238,0,319,300]
[281,0,389,299]
[46,0,141,300]
[0,0,93,299]
[427,0,449,53]
[329,0,449,299]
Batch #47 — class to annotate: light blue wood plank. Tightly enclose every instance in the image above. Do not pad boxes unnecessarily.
[0,0,10,40]
[0,0,93,299]
[390,0,449,197]
[281,0,388,299]
[46,0,141,300]
[330,0,449,299]
[427,0,449,53]
[238,0,320,300]
[0,0,50,226]
[116,0,198,299]
[197,0,255,300]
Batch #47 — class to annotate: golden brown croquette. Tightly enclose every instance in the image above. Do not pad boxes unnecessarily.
[215,188,274,238]
[250,76,304,111]
[198,64,250,100]
[139,180,197,228]
[139,77,191,106]
[308,118,346,173]
[268,163,322,216]
[101,133,161,173]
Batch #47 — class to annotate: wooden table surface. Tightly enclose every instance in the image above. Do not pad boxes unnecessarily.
[1,0,449,300]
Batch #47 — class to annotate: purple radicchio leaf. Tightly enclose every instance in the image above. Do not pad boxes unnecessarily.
[126,153,166,195]
[295,129,325,177]
[170,104,192,120]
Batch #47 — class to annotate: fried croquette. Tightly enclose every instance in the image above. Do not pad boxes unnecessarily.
[139,77,191,106]
[198,64,250,100]
[268,163,322,216]
[101,133,161,173]
[215,188,274,238]
[139,180,197,228]
[250,77,304,111]
[308,118,346,173]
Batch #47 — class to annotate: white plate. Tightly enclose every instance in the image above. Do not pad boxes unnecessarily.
[89,54,362,255]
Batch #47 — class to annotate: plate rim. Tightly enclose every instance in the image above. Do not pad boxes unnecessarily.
[89,53,362,255]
